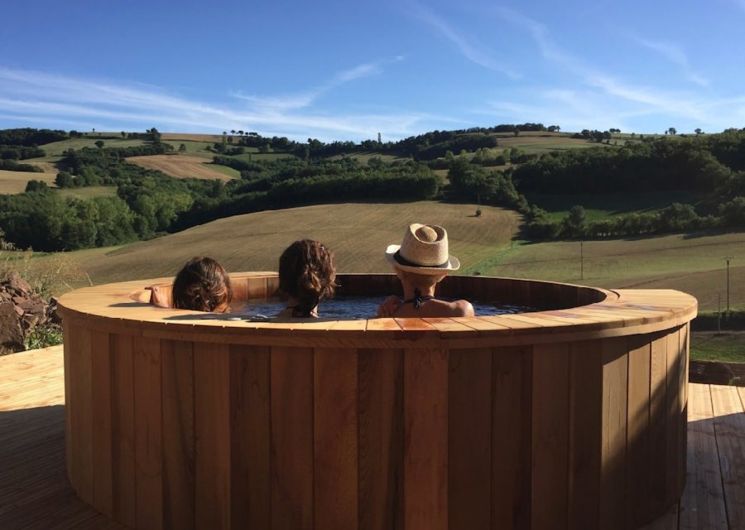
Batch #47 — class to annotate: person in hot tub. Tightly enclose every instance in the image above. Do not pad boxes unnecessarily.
[377,223,474,318]
[148,256,233,313]
[276,239,336,318]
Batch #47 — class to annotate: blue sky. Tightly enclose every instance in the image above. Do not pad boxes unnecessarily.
[1,0,744,140]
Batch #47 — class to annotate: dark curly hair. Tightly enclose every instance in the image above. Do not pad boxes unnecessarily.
[279,240,336,317]
[172,257,232,312]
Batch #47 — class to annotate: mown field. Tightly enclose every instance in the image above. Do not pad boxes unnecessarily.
[690,332,745,363]
[126,154,239,181]
[0,170,58,194]
[474,232,745,312]
[29,202,520,286]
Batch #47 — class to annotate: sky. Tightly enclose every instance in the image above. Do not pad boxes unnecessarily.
[1,0,744,141]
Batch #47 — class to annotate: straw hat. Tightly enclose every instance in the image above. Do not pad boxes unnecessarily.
[385,223,460,275]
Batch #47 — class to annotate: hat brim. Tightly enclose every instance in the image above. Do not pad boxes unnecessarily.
[385,244,460,275]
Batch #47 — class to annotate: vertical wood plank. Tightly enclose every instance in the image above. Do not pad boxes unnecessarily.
[679,383,728,529]
[568,341,602,529]
[194,342,231,529]
[271,346,314,530]
[63,319,73,484]
[112,333,136,527]
[648,332,668,515]
[90,330,113,517]
[627,335,652,527]
[491,346,532,530]
[448,347,491,530]
[678,324,689,496]
[69,325,93,504]
[710,384,745,529]
[162,340,195,530]
[531,343,570,530]
[230,344,271,529]
[665,329,682,506]
[133,336,163,530]
[358,348,404,530]
[404,348,448,530]
[314,348,358,530]
[599,337,629,530]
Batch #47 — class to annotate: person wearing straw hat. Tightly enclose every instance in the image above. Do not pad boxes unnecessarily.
[377,223,475,318]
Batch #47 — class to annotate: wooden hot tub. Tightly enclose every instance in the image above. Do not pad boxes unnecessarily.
[58,273,697,530]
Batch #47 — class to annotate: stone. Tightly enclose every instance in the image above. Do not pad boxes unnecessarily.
[6,272,31,295]
[0,302,24,353]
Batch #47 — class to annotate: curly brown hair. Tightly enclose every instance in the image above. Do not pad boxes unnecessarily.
[279,240,336,317]
[172,257,232,312]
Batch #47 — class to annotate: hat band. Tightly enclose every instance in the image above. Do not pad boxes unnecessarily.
[394,250,449,269]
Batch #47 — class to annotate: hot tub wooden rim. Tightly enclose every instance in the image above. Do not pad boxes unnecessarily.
[57,272,698,347]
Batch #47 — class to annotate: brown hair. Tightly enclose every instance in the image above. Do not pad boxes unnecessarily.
[172,257,232,312]
[279,240,336,317]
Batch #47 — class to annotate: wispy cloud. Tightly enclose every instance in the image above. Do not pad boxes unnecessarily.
[486,7,739,130]
[0,61,446,141]
[232,58,399,112]
[632,37,708,86]
[409,2,521,79]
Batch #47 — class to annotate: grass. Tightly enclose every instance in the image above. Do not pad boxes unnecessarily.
[525,191,702,222]
[25,202,520,288]
[55,186,117,200]
[32,138,146,158]
[126,154,238,181]
[0,170,57,194]
[691,332,745,363]
[470,231,745,313]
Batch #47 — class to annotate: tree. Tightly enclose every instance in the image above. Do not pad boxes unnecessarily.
[55,171,75,188]
[95,140,105,149]
[178,143,187,153]
[562,205,587,237]
[695,128,703,135]
[120,131,126,138]
[24,180,49,193]
[667,127,677,136]
[513,127,520,137]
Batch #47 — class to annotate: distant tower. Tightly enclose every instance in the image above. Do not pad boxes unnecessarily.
[377,132,382,144]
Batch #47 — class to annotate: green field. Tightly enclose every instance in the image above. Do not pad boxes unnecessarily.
[26,202,520,286]
[55,186,117,200]
[32,138,146,158]
[471,232,745,313]
[691,332,745,363]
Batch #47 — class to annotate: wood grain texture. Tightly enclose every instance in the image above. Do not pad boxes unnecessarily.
[271,346,314,530]
[649,331,669,516]
[627,335,652,527]
[448,347,492,530]
[314,348,358,530]
[162,340,195,530]
[600,337,629,530]
[531,342,570,530]
[710,384,745,529]
[69,325,93,505]
[404,348,448,530]
[666,329,683,506]
[568,340,602,529]
[229,344,271,529]
[194,342,231,529]
[90,330,113,517]
[491,346,532,530]
[133,336,163,529]
[111,333,136,527]
[358,348,404,530]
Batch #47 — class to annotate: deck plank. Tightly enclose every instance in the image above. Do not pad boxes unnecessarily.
[710,384,745,530]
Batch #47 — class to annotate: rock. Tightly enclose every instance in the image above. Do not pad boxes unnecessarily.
[0,302,24,353]
[19,298,45,316]
[14,305,24,317]
[6,272,31,295]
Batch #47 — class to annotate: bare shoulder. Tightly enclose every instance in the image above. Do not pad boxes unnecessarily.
[450,299,475,317]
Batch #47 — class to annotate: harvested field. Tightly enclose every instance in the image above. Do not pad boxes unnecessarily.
[126,154,238,181]
[0,170,57,194]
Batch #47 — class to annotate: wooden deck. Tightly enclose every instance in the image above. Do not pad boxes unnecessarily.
[1,346,743,530]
